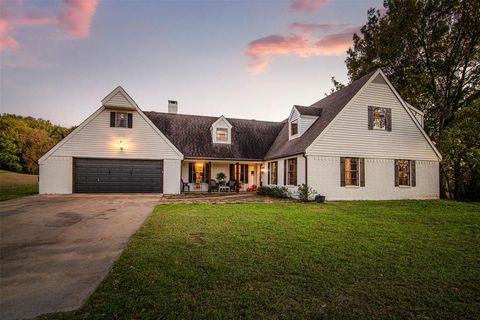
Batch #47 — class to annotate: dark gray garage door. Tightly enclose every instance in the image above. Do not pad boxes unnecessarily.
[74,158,163,193]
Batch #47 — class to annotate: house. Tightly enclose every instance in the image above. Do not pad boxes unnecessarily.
[39,69,441,200]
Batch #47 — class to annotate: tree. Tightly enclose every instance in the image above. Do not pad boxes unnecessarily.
[326,76,346,95]
[441,99,480,200]
[0,114,71,175]
[345,0,480,198]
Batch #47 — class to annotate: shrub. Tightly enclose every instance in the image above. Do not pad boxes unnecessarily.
[256,186,270,196]
[297,184,316,202]
[256,186,288,198]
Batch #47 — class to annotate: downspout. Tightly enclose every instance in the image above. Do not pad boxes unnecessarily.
[302,153,308,186]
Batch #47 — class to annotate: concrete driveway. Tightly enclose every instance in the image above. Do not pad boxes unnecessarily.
[0,194,160,320]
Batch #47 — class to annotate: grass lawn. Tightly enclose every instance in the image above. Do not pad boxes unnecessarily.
[0,170,38,201]
[44,201,479,319]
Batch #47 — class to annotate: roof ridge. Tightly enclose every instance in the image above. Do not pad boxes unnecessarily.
[143,110,283,124]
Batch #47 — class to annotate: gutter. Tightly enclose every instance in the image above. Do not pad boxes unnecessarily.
[302,153,308,186]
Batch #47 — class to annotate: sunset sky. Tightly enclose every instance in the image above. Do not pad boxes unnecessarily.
[1,0,382,127]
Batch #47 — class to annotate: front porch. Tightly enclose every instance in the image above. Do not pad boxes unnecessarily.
[181,160,264,193]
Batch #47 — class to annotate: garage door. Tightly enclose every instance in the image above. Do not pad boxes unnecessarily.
[74,158,163,193]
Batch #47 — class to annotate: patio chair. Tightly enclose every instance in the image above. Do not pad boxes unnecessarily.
[181,179,190,192]
[247,184,257,192]
[227,180,237,192]
[210,179,219,192]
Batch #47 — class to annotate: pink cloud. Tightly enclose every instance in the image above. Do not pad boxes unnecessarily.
[290,0,328,13]
[0,0,97,53]
[0,19,19,51]
[246,27,359,73]
[58,0,98,38]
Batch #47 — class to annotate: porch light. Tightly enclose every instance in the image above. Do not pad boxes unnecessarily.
[119,140,125,151]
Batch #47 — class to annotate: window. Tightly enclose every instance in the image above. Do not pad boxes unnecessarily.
[291,121,298,135]
[368,106,391,131]
[344,158,359,186]
[188,163,207,183]
[268,161,278,185]
[216,128,228,142]
[373,107,386,129]
[340,157,365,187]
[110,112,132,128]
[395,160,416,187]
[287,158,297,185]
[230,164,248,183]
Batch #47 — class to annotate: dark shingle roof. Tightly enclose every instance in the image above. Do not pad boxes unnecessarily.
[144,112,284,160]
[294,105,323,117]
[144,70,376,161]
[264,71,375,160]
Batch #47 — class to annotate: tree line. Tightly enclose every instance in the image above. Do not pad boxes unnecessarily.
[0,114,73,175]
[336,0,479,200]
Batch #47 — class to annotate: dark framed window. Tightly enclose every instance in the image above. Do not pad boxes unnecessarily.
[340,157,365,187]
[188,162,208,183]
[268,161,278,185]
[110,112,132,128]
[345,158,358,186]
[287,158,297,185]
[291,121,298,135]
[395,160,416,187]
[216,128,228,142]
[368,106,391,131]
[229,164,249,183]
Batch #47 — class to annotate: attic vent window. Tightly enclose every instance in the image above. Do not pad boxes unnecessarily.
[216,128,228,142]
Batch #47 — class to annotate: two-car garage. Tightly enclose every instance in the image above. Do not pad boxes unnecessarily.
[74,158,163,193]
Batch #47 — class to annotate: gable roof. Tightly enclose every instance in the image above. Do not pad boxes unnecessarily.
[39,87,183,164]
[144,112,284,160]
[101,86,138,110]
[294,105,323,117]
[264,70,376,160]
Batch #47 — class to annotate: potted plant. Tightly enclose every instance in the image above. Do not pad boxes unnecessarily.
[216,172,227,185]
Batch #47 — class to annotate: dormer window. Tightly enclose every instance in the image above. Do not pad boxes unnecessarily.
[291,121,299,136]
[216,128,228,142]
[211,115,232,144]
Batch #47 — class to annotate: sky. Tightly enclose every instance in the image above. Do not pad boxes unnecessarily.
[1,0,382,127]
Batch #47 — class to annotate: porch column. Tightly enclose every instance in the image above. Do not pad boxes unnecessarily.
[236,162,240,193]
[208,161,212,192]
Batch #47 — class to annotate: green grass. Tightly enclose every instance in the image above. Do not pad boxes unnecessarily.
[44,201,480,319]
[0,170,38,201]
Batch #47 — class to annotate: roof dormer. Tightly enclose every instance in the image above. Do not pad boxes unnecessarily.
[211,115,232,144]
[288,105,321,140]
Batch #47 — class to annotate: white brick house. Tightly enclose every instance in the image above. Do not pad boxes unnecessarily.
[39,69,441,200]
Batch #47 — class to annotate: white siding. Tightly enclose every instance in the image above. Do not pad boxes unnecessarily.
[40,108,182,194]
[307,156,439,200]
[51,108,181,160]
[163,159,181,194]
[306,81,439,161]
[300,116,317,135]
[39,156,72,194]
[104,91,134,108]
